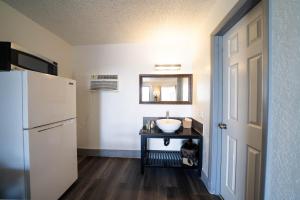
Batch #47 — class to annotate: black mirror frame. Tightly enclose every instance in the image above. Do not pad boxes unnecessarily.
[139,74,193,105]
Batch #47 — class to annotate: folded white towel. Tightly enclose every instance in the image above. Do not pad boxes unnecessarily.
[182,157,193,166]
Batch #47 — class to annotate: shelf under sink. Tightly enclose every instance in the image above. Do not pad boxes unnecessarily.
[144,150,198,169]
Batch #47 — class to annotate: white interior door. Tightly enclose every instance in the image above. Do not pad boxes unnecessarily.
[220,3,263,200]
[22,71,76,129]
[24,119,78,200]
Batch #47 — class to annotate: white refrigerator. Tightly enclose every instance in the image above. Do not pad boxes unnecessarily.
[0,71,78,200]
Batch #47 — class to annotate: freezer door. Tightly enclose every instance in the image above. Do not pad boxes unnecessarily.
[23,119,77,200]
[22,71,76,129]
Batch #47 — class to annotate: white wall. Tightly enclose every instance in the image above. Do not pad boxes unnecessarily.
[0,1,73,78]
[265,0,300,199]
[73,43,194,151]
[192,0,238,180]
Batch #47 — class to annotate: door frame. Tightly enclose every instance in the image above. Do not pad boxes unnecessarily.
[209,0,269,199]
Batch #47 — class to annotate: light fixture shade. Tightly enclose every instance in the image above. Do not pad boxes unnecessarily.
[155,64,181,71]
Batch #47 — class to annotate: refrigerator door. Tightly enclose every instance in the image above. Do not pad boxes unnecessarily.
[22,71,76,129]
[24,119,77,200]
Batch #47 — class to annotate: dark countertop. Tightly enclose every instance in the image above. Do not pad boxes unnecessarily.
[139,126,203,138]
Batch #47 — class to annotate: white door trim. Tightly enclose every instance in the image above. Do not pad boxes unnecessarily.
[208,0,269,199]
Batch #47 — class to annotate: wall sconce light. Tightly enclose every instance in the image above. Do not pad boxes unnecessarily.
[155,64,181,71]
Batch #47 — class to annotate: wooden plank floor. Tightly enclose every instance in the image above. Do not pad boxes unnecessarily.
[59,156,220,200]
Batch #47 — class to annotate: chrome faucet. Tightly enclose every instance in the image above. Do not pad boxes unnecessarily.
[166,110,170,119]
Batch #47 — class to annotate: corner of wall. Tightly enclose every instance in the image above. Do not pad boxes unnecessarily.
[201,170,215,194]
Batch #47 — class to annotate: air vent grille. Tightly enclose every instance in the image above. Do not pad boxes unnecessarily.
[90,74,118,91]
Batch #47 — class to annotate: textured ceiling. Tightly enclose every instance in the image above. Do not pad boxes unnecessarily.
[3,0,215,45]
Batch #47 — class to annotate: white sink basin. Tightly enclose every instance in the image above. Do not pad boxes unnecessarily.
[156,119,181,133]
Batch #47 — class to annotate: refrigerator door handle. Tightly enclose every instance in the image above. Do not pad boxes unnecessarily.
[38,124,63,132]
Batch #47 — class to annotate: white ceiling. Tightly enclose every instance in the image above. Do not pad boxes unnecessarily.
[3,0,215,45]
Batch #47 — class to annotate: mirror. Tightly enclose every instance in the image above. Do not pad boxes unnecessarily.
[139,74,192,104]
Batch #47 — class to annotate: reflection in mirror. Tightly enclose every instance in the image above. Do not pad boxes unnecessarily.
[139,74,192,104]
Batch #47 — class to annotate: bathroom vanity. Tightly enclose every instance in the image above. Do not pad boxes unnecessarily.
[139,117,203,175]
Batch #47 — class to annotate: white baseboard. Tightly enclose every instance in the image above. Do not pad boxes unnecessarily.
[201,170,216,194]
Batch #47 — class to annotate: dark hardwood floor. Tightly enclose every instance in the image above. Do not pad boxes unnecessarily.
[59,156,220,200]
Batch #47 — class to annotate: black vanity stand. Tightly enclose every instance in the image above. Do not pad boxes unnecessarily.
[139,119,203,176]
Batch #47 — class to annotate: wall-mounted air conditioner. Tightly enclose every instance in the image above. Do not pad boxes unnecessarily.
[90,75,118,91]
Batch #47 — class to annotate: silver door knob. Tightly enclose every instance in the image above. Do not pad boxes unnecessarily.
[218,123,227,129]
